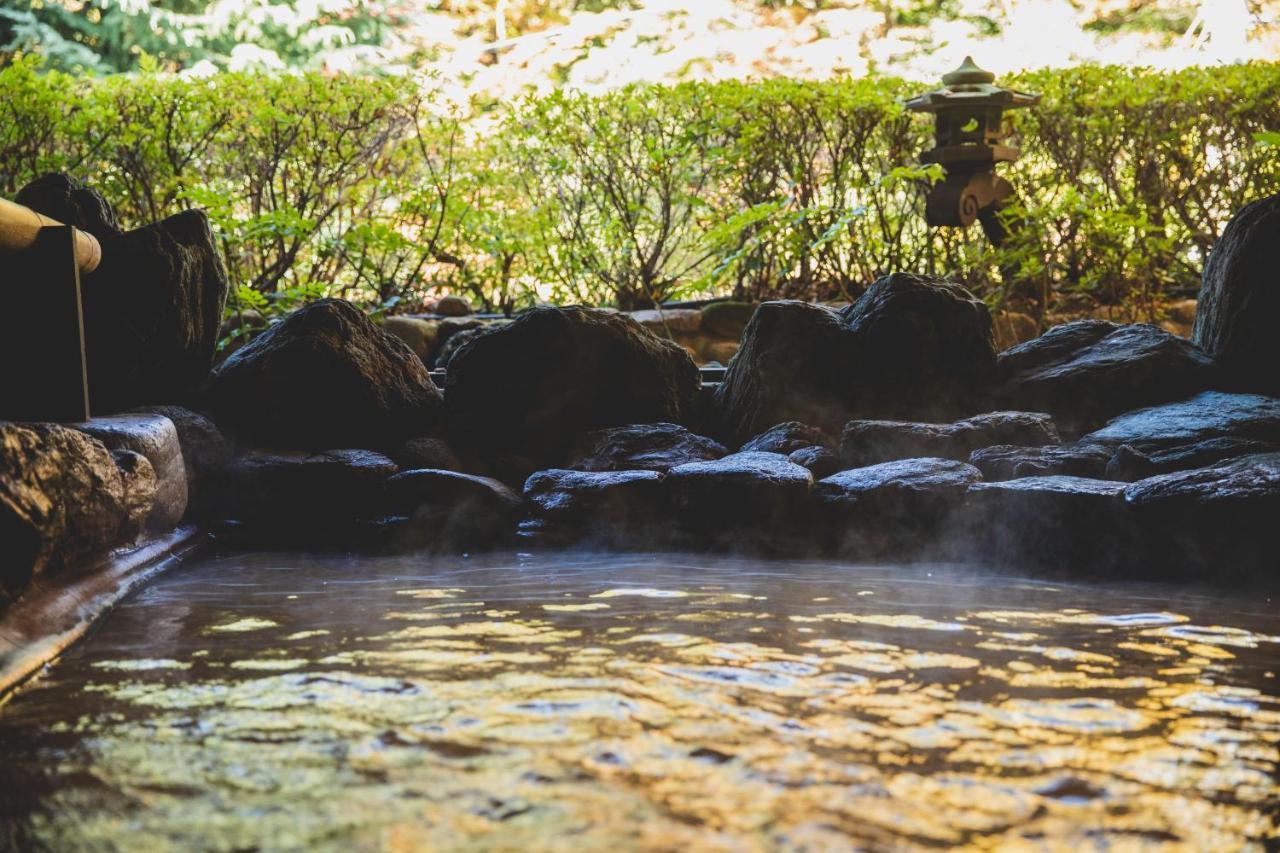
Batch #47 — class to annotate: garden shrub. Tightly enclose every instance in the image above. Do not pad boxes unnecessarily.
[2,56,1278,329]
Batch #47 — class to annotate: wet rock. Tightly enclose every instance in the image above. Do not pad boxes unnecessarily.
[1105,436,1279,481]
[841,411,1059,468]
[787,445,842,479]
[73,413,187,531]
[961,476,1131,572]
[134,405,230,515]
[384,469,522,551]
[19,173,229,413]
[0,423,126,596]
[739,421,834,455]
[207,299,443,450]
[386,436,463,472]
[969,443,1112,481]
[382,316,438,363]
[713,301,855,444]
[700,301,757,340]
[222,449,398,534]
[112,450,157,540]
[522,469,668,548]
[667,452,813,549]
[716,275,996,446]
[1193,193,1280,393]
[629,308,703,336]
[445,307,700,467]
[816,458,981,556]
[995,320,1218,431]
[434,294,473,317]
[838,273,997,420]
[1082,391,1280,453]
[568,423,726,473]
[1123,453,1280,580]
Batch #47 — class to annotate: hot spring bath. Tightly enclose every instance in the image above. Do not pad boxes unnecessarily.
[0,551,1276,849]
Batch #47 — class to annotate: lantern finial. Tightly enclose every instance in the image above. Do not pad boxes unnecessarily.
[942,56,996,87]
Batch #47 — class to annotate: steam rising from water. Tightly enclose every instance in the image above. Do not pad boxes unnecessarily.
[0,552,1276,849]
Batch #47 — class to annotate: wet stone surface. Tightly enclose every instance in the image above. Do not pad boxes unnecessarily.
[0,552,1277,849]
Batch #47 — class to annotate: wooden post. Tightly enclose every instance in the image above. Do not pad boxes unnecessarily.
[0,226,92,422]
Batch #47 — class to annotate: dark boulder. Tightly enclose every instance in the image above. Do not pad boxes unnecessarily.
[715,275,996,446]
[1123,453,1280,580]
[969,443,1111,481]
[960,476,1131,572]
[18,173,229,412]
[568,423,726,473]
[816,458,981,556]
[666,451,813,550]
[72,413,187,531]
[1105,436,1279,481]
[1193,193,1280,393]
[383,469,522,551]
[112,450,157,541]
[206,299,443,450]
[135,405,231,515]
[0,423,127,597]
[221,448,398,537]
[713,301,855,445]
[1082,391,1280,452]
[995,320,1218,431]
[739,421,834,455]
[522,468,669,548]
[434,325,491,368]
[788,445,842,479]
[445,307,700,466]
[841,411,1059,468]
[838,273,997,419]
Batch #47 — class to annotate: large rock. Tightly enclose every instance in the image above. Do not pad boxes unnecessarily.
[0,423,127,597]
[715,274,996,445]
[700,301,757,340]
[18,173,229,412]
[995,320,1218,431]
[1082,391,1280,452]
[72,413,187,531]
[840,411,1059,468]
[739,421,834,455]
[521,468,669,548]
[383,469,522,551]
[135,405,230,514]
[206,299,443,450]
[629,308,703,336]
[1123,453,1280,580]
[386,436,463,472]
[666,451,813,549]
[112,450,157,540]
[1193,193,1280,393]
[815,458,981,556]
[567,423,726,473]
[1105,436,1279,481]
[445,307,700,466]
[969,443,1112,481]
[221,449,398,535]
[960,476,1131,571]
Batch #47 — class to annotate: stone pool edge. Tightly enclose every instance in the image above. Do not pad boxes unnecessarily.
[0,525,208,699]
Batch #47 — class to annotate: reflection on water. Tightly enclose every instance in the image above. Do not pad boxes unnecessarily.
[0,552,1277,850]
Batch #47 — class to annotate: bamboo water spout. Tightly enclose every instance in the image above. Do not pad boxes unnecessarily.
[0,198,102,273]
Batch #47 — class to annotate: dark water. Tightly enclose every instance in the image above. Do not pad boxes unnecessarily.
[1,551,1277,850]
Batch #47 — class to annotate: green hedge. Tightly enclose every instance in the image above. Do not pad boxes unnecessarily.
[3,57,1278,325]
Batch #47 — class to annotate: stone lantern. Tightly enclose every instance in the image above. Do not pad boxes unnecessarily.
[905,57,1039,245]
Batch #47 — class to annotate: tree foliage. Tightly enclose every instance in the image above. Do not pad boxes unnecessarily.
[2,57,1278,327]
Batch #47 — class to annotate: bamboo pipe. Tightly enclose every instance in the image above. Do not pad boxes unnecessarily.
[0,198,102,274]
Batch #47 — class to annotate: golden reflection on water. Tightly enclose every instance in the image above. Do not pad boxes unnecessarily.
[0,552,1277,851]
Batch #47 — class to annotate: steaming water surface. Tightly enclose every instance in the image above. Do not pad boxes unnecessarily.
[0,552,1277,849]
